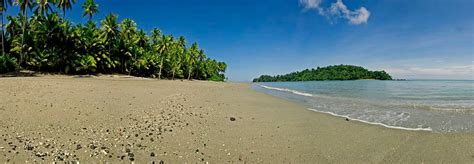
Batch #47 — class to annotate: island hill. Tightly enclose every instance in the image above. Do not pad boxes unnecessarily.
[253,65,392,82]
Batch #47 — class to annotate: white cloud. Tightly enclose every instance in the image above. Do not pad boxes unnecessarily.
[300,0,322,9]
[300,0,370,25]
[299,0,325,14]
[350,7,370,25]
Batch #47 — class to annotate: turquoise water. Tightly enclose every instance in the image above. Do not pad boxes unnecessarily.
[252,80,474,133]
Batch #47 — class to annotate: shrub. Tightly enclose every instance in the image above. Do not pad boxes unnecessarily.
[0,55,18,73]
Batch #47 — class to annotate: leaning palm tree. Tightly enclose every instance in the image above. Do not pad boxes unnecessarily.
[81,0,97,21]
[156,35,172,79]
[56,0,75,17]
[186,43,199,80]
[1,0,13,56]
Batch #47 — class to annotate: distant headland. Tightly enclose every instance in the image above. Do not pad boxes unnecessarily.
[253,65,392,82]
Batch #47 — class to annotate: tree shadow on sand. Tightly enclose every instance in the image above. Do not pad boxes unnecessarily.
[0,71,39,78]
[0,71,95,78]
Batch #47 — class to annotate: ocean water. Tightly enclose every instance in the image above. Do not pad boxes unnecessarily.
[252,80,474,133]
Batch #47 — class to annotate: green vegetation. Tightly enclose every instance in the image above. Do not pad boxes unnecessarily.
[253,65,392,82]
[0,0,226,81]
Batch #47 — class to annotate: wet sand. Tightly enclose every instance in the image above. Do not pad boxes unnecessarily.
[0,75,473,163]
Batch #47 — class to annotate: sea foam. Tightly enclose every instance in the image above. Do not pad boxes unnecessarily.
[307,108,433,132]
[259,85,313,97]
[255,80,473,133]
[259,84,432,131]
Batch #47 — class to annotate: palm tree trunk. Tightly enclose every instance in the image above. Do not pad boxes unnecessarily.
[1,11,5,57]
[20,11,27,69]
[187,71,191,80]
[195,66,199,79]
[158,57,163,79]
[172,70,175,80]
[121,58,124,73]
[108,42,111,72]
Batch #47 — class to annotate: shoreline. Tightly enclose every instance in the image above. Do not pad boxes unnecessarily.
[255,82,474,133]
[306,108,434,132]
[0,76,473,162]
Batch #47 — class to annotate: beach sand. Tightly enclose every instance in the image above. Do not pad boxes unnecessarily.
[0,76,473,163]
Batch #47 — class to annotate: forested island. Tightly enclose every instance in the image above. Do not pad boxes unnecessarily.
[253,65,392,82]
[0,0,226,81]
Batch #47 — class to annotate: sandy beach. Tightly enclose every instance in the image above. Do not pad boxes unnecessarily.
[0,76,473,163]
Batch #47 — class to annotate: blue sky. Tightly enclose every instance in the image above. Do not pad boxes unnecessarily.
[6,0,474,80]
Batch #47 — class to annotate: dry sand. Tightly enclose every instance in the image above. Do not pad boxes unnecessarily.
[0,75,473,163]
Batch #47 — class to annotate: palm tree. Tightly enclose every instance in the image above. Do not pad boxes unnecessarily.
[16,0,35,16]
[80,20,104,72]
[195,49,206,79]
[82,0,97,21]
[5,15,22,60]
[34,0,54,16]
[150,28,161,45]
[130,29,147,75]
[156,35,172,79]
[135,29,147,54]
[1,0,13,56]
[99,13,120,72]
[170,36,186,79]
[170,40,184,79]
[14,0,36,67]
[101,13,118,58]
[29,12,62,70]
[186,42,199,80]
[1,0,227,79]
[5,15,20,37]
[118,18,136,73]
[56,0,75,17]
[149,28,161,77]
[217,61,227,80]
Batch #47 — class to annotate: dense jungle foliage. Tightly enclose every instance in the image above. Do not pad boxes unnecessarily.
[253,65,392,82]
[0,0,226,81]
